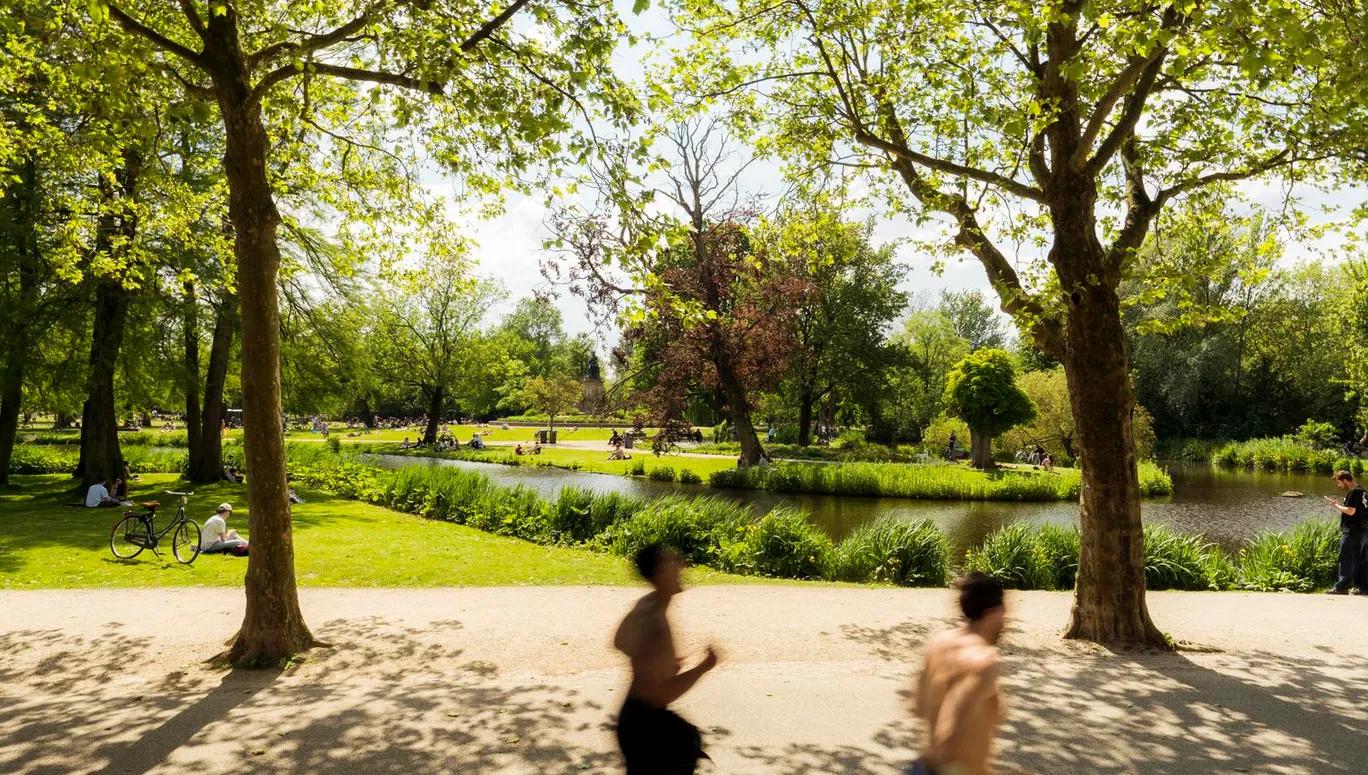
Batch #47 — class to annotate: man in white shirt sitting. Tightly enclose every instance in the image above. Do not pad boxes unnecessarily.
[201,503,248,554]
[84,480,120,508]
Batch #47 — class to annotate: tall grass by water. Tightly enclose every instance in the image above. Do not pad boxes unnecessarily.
[712,460,1173,501]
[1211,437,1366,474]
[965,520,1341,593]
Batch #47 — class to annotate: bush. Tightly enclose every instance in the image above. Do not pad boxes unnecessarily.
[599,495,750,567]
[964,523,1055,590]
[1235,520,1338,592]
[828,517,950,586]
[678,469,703,484]
[725,508,833,579]
[627,458,646,476]
[7,444,189,475]
[326,436,343,454]
[1295,419,1339,450]
[1034,524,1081,591]
[647,466,677,482]
[1143,523,1216,590]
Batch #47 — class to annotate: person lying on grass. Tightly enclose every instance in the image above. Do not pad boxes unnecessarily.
[201,503,248,555]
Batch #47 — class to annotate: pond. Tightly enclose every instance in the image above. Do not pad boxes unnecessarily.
[366,455,1338,554]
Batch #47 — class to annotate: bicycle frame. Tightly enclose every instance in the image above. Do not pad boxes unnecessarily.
[128,493,191,548]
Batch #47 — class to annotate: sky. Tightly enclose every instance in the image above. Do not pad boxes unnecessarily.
[436,2,1364,346]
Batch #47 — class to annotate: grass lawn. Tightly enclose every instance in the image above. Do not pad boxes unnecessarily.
[378,444,738,480]
[0,474,756,589]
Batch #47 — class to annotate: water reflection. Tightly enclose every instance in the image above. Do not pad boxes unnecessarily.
[366,455,1337,554]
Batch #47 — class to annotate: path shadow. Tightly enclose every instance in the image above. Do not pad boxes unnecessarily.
[0,615,622,775]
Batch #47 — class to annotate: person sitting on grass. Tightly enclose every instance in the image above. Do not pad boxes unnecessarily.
[610,430,623,446]
[201,503,248,555]
[468,434,485,450]
[532,440,543,455]
[222,465,242,483]
[84,479,121,508]
[515,444,525,456]
[399,437,412,449]
[1041,454,1054,473]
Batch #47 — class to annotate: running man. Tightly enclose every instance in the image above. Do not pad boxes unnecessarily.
[613,543,719,774]
[909,572,1010,775]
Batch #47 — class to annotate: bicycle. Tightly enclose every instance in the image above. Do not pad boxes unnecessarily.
[109,491,201,564]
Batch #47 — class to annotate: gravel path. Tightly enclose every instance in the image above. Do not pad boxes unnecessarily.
[2,586,1365,774]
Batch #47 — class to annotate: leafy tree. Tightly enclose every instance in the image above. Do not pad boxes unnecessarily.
[778,210,906,446]
[871,310,968,443]
[519,375,582,433]
[374,261,504,445]
[97,0,636,662]
[667,0,1361,645]
[939,290,1007,352]
[944,349,1036,469]
[551,121,806,465]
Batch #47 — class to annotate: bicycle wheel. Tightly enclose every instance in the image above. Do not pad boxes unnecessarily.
[173,520,201,564]
[110,515,146,560]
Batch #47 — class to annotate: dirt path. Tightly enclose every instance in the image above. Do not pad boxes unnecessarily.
[2,586,1365,774]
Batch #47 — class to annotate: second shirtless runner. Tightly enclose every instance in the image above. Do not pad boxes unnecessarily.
[910,572,1011,775]
[613,543,720,775]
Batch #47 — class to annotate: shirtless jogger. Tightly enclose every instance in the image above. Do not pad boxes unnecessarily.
[613,543,720,775]
[910,572,1010,775]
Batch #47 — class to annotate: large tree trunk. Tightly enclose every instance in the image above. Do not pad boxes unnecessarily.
[1057,245,1164,647]
[207,14,314,664]
[796,384,814,447]
[78,152,140,489]
[0,157,42,486]
[717,361,764,466]
[190,293,236,482]
[79,276,129,488]
[969,429,995,470]
[423,386,444,445]
[183,283,204,476]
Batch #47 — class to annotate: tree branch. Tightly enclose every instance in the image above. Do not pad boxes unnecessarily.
[106,3,204,66]
[177,0,206,39]
[253,62,444,103]
[853,129,1047,203]
[1083,6,1184,173]
[460,0,534,53]
[249,3,388,68]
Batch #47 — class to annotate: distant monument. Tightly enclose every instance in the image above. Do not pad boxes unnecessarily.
[580,353,605,415]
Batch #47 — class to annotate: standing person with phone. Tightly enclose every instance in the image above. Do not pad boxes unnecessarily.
[1325,470,1368,594]
[613,543,720,774]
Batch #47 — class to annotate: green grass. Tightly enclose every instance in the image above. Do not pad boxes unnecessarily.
[379,444,738,480]
[0,474,754,589]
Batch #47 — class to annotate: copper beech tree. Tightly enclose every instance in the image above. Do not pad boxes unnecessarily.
[96,0,637,664]
[667,0,1363,644]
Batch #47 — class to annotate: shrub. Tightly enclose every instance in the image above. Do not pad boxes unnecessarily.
[1235,520,1338,592]
[1211,437,1361,474]
[1033,524,1081,590]
[678,469,703,485]
[599,495,750,567]
[326,437,343,454]
[828,517,950,586]
[1143,523,1216,590]
[726,508,833,579]
[627,458,646,476]
[964,523,1055,590]
[1295,419,1339,450]
[647,466,677,482]
[548,487,642,543]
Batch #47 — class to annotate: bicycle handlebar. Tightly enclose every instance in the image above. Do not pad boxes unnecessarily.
[165,490,194,496]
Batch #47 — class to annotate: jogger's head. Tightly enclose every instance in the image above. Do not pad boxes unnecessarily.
[634,543,684,596]
[957,572,1006,644]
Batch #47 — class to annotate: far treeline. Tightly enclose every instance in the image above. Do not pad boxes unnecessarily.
[1,1,1364,658]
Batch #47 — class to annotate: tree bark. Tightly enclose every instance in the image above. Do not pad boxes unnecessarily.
[0,157,42,486]
[797,385,814,447]
[423,386,444,445]
[717,361,764,465]
[206,12,314,664]
[969,429,995,470]
[79,276,130,488]
[183,282,204,476]
[1057,242,1165,647]
[78,151,140,489]
[190,293,236,482]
